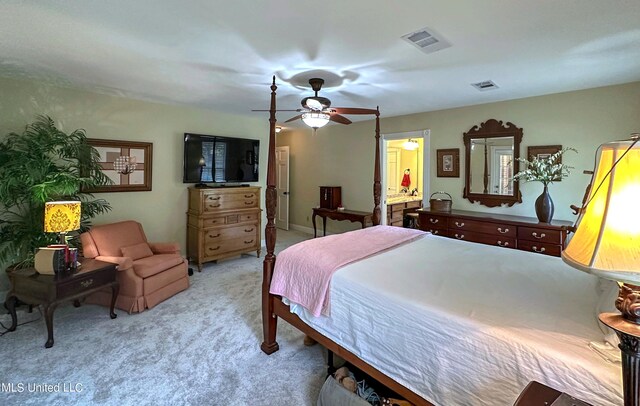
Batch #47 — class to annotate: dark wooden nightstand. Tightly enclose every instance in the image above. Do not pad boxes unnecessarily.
[4,258,119,348]
[514,381,592,406]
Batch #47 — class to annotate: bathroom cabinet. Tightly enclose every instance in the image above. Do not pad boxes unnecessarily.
[387,200,421,227]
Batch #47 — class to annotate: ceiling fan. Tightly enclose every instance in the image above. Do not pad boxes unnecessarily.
[253,78,377,130]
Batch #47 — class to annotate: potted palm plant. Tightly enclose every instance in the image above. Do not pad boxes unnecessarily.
[0,115,112,269]
[513,147,576,223]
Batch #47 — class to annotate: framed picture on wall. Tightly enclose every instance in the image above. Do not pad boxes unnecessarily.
[85,139,153,192]
[437,148,460,178]
[527,145,562,162]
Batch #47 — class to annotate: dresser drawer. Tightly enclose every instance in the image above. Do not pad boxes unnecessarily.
[202,212,259,228]
[204,235,259,257]
[406,200,421,209]
[447,217,516,238]
[203,193,258,211]
[204,223,259,241]
[57,269,115,297]
[449,229,516,249]
[390,204,405,213]
[418,213,448,230]
[517,240,562,257]
[425,228,445,236]
[518,227,564,245]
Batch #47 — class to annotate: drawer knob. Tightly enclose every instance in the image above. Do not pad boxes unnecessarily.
[209,233,221,238]
[208,196,221,201]
[80,279,94,288]
[244,239,254,244]
[208,246,221,251]
[454,233,465,240]
[429,218,439,224]
[532,246,546,253]
[454,221,465,228]
[497,241,509,247]
[497,227,509,234]
[244,228,254,232]
[244,194,254,198]
[531,232,546,239]
[209,204,221,208]
[245,201,254,205]
[430,230,439,235]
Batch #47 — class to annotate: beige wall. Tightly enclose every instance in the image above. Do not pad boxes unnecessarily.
[0,76,270,256]
[278,81,640,234]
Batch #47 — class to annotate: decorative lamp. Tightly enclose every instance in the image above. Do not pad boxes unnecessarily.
[302,112,330,130]
[195,156,207,188]
[562,135,640,406]
[275,126,282,133]
[403,139,419,150]
[44,201,82,244]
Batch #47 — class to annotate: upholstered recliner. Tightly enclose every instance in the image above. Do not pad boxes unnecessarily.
[80,220,189,313]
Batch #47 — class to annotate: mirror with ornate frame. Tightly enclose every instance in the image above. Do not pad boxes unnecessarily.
[463,119,523,207]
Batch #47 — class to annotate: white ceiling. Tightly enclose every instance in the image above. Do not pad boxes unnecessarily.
[1,0,639,123]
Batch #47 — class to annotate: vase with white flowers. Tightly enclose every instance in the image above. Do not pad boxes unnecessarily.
[513,147,577,223]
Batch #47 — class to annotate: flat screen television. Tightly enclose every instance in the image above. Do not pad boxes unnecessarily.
[183,133,259,184]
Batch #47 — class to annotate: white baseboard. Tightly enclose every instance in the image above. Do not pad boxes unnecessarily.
[288,224,315,235]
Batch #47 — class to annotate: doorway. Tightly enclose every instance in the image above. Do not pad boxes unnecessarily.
[275,146,289,230]
[380,130,430,225]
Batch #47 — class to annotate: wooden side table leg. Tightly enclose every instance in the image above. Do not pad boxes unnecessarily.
[4,294,18,332]
[44,303,58,348]
[109,282,119,319]
[312,212,318,238]
[322,217,327,237]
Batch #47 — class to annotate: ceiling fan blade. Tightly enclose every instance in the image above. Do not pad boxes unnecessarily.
[329,113,352,125]
[251,109,300,112]
[284,114,303,123]
[331,107,377,115]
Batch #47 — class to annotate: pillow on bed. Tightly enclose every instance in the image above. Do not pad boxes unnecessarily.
[121,242,154,261]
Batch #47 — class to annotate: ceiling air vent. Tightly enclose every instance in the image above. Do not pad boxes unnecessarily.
[471,80,499,91]
[402,27,451,54]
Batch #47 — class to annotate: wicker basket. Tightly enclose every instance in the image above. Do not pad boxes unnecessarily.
[429,191,452,212]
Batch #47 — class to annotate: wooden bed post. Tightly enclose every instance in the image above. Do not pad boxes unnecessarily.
[261,76,280,355]
[372,107,382,226]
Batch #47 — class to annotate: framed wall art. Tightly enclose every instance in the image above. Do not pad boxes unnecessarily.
[436,148,460,178]
[527,145,562,162]
[86,139,153,192]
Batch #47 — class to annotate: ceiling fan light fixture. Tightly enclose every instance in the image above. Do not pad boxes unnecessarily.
[302,112,330,129]
[403,139,420,150]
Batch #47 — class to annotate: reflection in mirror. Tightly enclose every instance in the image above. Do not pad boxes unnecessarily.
[468,137,514,195]
[463,119,522,207]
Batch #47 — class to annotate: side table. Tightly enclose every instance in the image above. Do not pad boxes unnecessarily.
[4,258,119,348]
[312,208,373,238]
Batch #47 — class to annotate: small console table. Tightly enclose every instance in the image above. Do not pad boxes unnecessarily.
[4,258,118,348]
[312,208,373,238]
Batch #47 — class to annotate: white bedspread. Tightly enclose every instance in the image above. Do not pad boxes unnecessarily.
[285,234,622,406]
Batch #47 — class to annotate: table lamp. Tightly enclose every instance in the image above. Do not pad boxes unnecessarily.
[44,201,82,244]
[195,156,207,188]
[562,135,640,406]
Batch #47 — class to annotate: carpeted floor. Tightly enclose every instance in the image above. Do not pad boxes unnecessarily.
[0,229,327,406]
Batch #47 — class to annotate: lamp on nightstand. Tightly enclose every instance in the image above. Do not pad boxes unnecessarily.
[44,201,81,245]
[562,135,640,406]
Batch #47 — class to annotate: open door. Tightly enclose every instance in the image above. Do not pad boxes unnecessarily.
[276,146,289,230]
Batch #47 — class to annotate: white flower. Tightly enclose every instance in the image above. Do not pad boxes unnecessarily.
[513,147,577,186]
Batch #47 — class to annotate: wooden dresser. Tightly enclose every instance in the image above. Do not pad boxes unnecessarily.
[187,186,261,271]
[387,200,422,227]
[417,208,572,257]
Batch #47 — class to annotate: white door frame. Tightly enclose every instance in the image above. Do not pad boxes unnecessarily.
[380,130,430,225]
[275,146,290,230]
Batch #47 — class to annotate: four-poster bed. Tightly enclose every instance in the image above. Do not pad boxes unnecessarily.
[259,77,622,406]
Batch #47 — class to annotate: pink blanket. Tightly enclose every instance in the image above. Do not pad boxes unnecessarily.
[270,225,426,317]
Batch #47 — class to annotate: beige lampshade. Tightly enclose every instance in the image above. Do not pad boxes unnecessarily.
[562,138,640,284]
[44,201,81,233]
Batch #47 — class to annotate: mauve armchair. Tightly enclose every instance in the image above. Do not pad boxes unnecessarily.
[80,220,189,313]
